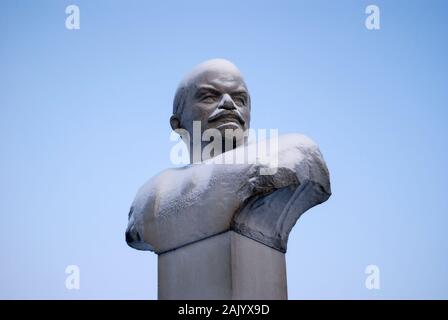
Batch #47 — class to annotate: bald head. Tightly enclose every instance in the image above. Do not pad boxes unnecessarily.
[175,59,245,109]
[171,59,251,136]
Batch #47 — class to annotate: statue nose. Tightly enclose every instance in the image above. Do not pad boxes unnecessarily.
[218,94,236,110]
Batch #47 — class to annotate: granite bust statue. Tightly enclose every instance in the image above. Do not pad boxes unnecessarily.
[125,59,331,255]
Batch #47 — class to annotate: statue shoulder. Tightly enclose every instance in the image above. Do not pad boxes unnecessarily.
[131,165,208,214]
[125,167,191,251]
[232,133,332,253]
[277,133,331,195]
[278,133,320,156]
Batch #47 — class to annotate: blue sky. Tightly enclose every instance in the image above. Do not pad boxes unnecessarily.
[1,0,447,299]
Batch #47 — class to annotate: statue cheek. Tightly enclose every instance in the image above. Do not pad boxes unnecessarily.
[182,105,199,122]
[193,104,212,119]
[243,112,251,124]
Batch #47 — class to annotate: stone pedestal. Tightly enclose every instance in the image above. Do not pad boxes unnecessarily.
[158,231,287,300]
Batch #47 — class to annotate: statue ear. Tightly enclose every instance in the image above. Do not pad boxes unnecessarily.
[170,115,181,130]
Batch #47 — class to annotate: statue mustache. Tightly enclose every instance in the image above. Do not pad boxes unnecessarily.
[207,109,245,126]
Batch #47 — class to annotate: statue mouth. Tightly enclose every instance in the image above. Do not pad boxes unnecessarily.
[208,111,245,127]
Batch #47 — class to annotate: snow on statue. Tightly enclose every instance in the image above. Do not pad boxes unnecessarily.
[125,59,331,254]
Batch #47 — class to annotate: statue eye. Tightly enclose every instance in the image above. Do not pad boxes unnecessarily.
[232,95,247,106]
[201,95,217,103]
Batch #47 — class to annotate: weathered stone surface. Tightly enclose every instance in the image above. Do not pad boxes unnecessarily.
[232,134,331,252]
[158,231,287,300]
[126,133,331,253]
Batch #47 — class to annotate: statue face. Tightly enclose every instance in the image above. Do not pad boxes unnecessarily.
[174,62,251,145]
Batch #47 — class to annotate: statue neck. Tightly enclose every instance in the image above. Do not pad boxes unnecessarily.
[188,138,242,163]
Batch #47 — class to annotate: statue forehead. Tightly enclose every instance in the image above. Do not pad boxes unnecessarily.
[181,59,247,91]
